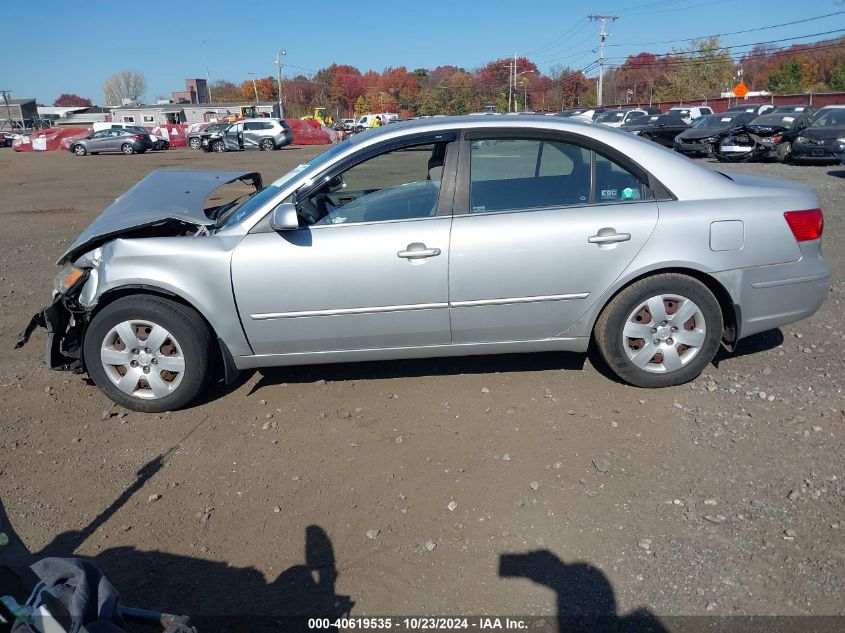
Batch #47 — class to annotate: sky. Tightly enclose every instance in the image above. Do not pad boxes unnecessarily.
[2,0,843,105]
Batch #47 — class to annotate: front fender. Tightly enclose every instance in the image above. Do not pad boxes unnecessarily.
[76,236,253,357]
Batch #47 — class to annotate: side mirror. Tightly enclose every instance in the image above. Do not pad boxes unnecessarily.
[270,202,299,231]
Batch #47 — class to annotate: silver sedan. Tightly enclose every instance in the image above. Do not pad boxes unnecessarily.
[18,117,830,412]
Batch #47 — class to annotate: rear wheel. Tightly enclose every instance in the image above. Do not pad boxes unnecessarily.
[121,143,134,155]
[595,274,722,388]
[259,138,275,151]
[72,144,87,156]
[778,141,793,163]
[188,137,201,149]
[84,295,215,412]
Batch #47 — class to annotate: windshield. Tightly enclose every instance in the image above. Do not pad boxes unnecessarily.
[595,111,625,123]
[810,109,845,128]
[691,114,736,129]
[670,109,691,119]
[218,140,353,228]
[750,114,795,127]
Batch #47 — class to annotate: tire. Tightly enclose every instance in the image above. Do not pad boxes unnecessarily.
[121,143,134,155]
[188,137,201,150]
[594,273,723,388]
[778,141,792,164]
[72,144,87,156]
[259,138,275,151]
[211,140,226,153]
[83,295,216,412]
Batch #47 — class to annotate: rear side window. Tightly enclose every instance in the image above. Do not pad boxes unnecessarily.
[594,153,645,203]
[469,139,590,212]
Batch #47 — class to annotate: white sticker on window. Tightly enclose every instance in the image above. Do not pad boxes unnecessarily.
[783,116,795,122]
[600,189,618,200]
[721,117,732,122]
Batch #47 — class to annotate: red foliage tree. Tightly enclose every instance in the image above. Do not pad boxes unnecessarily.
[53,93,92,107]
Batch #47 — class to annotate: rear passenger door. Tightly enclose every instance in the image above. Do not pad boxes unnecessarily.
[448,131,659,344]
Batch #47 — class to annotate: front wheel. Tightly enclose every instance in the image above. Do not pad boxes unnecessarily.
[121,143,134,155]
[72,144,87,156]
[188,137,201,149]
[84,296,216,412]
[595,274,722,388]
[778,141,792,163]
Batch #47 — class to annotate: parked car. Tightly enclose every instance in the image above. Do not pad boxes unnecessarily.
[594,108,651,128]
[187,122,228,150]
[68,129,152,156]
[1,132,16,147]
[789,106,845,164]
[771,104,817,116]
[666,106,713,123]
[835,138,845,166]
[201,118,292,152]
[711,111,814,162]
[554,108,606,120]
[94,122,169,150]
[725,103,775,116]
[673,111,756,156]
[333,118,356,132]
[19,117,829,411]
[622,112,691,147]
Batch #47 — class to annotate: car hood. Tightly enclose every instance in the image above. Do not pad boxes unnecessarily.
[802,126,845,140]
[59,169,262,265]
[679,127,730,140]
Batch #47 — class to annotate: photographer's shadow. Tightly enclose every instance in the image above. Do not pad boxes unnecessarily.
[499,550,667,633]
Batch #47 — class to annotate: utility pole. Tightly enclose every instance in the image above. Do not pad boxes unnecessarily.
[275,49,286,119]
[507,54,514,113]
[588,14,618,107]
[0,91,13,131]
[248,73,259,102]
[203,40,212,103]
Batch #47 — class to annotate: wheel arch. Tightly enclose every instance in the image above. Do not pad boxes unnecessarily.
[587,266,739,349]
[88,285,240,383]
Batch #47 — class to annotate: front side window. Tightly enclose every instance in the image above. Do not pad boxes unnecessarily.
[296,142,448,226]
[469,139,590,212]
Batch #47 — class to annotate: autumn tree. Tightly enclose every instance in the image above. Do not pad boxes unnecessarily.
[103,70,147,105]
[210,80,240,102]
[766,59,806,94]
[54,93,93,107]
[658,38,732,101]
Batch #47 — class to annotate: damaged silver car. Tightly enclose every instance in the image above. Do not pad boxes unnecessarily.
[18,117,830,412]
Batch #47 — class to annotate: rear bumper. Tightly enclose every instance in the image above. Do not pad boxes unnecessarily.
[712,243,831,340]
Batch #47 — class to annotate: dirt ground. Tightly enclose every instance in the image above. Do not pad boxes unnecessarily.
[0,143,843,629]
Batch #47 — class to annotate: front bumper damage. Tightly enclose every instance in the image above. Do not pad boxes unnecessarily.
[15,273,89,372]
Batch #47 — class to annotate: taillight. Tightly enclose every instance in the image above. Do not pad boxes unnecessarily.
[784,209,824,241]
[132,134,145,140]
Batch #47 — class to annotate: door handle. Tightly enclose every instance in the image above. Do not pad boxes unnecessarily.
[588,232,631,244]
[397,243,441,259]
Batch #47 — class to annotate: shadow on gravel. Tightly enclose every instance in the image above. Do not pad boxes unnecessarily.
[499,550,668,632]
[713,328,784,366]
[826,169,845,178]
[249,352,587,392]
[1,452,354,632]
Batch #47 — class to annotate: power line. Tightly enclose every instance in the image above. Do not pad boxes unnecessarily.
[608,10,845,48]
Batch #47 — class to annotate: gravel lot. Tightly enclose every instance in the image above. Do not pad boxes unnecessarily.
[0,145,842,629]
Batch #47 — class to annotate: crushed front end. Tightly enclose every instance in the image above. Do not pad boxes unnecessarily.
[16,268,90,372]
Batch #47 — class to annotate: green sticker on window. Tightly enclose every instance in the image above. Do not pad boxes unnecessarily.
[621,187,640,200]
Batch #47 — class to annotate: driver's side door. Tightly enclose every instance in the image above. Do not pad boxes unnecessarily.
[231,135,458,358]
